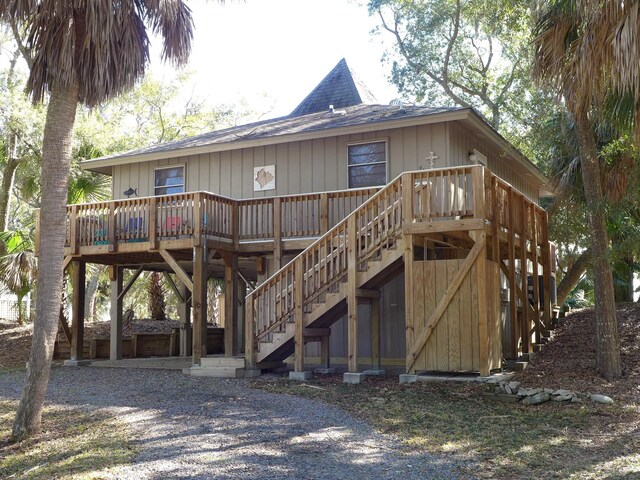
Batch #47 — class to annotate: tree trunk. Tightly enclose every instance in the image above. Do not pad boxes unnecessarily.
[84,265,105,321]
[575,112,622,380]
[0,156,22,231]
[556,249,591,307]
[12,82,79,441]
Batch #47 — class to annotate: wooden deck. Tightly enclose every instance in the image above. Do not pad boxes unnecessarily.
[46,165,554,377]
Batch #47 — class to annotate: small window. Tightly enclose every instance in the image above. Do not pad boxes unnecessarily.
[155,166,185,195]
[348,141,387,188]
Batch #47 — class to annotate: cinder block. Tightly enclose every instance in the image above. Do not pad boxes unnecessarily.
[244,368,262,378]
[289,371,312,381]
[399,374,418,384]
[343,372,366,384]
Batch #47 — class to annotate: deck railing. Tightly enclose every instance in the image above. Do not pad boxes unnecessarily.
[60,187,379,253]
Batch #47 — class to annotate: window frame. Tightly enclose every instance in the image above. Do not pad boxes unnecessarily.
[346,139,388,189]
[153,164,186,196]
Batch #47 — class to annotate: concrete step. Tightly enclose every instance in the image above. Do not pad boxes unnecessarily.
[200,356,246,368]
[187,366,245,378]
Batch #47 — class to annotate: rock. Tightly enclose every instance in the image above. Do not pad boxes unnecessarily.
[553,389,572,396]
[505,384,513,395]
[370,397,386,403]
[544,388,554,394]
[571,395,582,403]
[508,381,520,391]
[590,394,614,405]
[516,388,530,397]
[552,394,573,402]
[523,392,550,405]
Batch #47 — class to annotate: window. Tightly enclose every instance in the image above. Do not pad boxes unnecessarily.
[348,141,387,188]
[154,166,185,195]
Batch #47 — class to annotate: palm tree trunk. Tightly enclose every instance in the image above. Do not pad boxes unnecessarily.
[575,112,622,380]
[556,249,590,307]
[12,81,79,441]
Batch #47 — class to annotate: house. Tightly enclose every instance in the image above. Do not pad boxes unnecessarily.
[43,59,556,381]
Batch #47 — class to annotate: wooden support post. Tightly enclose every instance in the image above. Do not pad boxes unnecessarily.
[70,261,86,361]
[507,188,518,358]
[531,209,541,344]
[273,197,282,270]
[159,249,193,293]
[109,265,123,360]
[245,293,256,369]
[149,196,158,250]
[192,245,208,364]
[472,231,490,376]
[404,234,415,372]
[402,172,414,223]
[223,253,238,357]
[490,176,500,263]
[347,215,358,373]
[371,296,381,371]
[294,257,304,372]
[520,197,529,353]
[178,281,192,357]
[541,212,553,329]
[118,264,144,301]
[232,202,240,250]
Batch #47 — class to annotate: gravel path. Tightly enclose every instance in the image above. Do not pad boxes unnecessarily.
[0,367,464,479]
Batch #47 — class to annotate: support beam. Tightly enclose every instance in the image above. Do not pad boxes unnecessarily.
[519,198,530,353]
[273,197,282,270]
[163,272,185,304]
[159,249,193,293]
[70,261,86,361]
[245,293,256,369]
[192,245,208,364]
[474,231,490,376]
[320,335,331,369]
[223,253,238,357]
[507,188,518,358]
[118,264,144,301]
[403,234,415,371]
[109,266,123,360]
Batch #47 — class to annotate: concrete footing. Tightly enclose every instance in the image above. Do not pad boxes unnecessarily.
[399,374,418,384]
[244,368,262,378]
[63,359,92,367]
[289,371,312,381]
[362,369,385,376]
[343,372,366,384]
[314,367,336,374]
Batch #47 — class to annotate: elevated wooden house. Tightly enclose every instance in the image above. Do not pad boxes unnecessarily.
[42,59,556,381]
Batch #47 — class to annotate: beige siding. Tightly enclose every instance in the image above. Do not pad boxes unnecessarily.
[112,121,538,202]
[447,122,539,202]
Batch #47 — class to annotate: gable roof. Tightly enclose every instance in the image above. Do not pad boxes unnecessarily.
[290,58,377,116]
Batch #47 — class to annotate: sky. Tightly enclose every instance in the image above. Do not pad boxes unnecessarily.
[149,0,399,119]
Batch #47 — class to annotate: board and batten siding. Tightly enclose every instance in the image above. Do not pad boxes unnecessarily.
[112,123,449,200]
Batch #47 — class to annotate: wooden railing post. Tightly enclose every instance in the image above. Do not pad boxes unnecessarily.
[401,172,414,225]
[232,201,240,250]
[273,197,282,270]
[294,257,304,372]
[69,205,78,255]
[320,193,329,233]
[193,193,202,247]
[245,293,256,369]
[472,166,486,219]
[34,208,41,257]
[108,202,117,252]
[541,212,553,329]
[149,196,158,250]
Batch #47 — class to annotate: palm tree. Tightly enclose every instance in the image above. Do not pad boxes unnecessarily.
[532,0,640,380]
[0,230,37,324]
[0,0,194,441]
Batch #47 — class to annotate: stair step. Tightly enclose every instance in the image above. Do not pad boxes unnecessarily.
[187,366,245,378]
[200,356,246,368]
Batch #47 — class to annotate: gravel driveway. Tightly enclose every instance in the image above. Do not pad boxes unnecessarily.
[0,367,463,479]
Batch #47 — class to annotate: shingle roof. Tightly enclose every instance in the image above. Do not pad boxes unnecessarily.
[92,104,464,162]
[289,58,377,116]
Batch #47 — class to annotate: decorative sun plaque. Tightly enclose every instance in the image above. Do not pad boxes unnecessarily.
[253,165,276,191]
